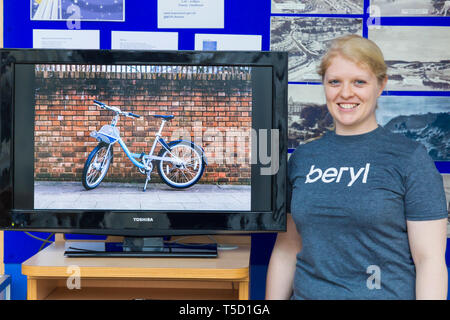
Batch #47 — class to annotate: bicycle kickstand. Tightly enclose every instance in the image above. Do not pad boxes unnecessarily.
[143,171,151,192]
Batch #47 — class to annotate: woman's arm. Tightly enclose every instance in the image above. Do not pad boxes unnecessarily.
[407,218,448,300]
[265,214,302,300]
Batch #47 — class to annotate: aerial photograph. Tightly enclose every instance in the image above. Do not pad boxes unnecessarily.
[31,0,125,21]
[271,0,363,14]
[271,16,362,82]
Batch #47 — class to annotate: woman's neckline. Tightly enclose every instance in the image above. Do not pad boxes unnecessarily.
[327,125,383,142]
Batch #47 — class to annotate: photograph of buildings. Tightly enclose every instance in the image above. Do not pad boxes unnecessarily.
[271,0,363,14]
[376,95,450,161]
[287,84,333,149]
[371,0,450,16]
[369,26,450,91]
[271,16,362,82]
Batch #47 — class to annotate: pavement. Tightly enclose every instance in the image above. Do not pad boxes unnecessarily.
[34,181,251,211]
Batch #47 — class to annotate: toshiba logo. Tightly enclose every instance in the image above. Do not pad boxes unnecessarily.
[133,217,154,222]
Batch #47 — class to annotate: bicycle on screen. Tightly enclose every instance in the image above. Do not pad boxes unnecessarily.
[82,100,207,192]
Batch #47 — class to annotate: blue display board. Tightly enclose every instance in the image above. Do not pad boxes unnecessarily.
[5,1,272,50]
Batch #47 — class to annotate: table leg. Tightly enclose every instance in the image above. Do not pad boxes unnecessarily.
[27,278,57,300]
[238,280,249,300]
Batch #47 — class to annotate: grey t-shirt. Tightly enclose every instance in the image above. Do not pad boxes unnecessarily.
[287,126,447,300]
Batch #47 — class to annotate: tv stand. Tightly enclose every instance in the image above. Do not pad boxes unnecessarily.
[22,235,250,300]
[64,236,218,258]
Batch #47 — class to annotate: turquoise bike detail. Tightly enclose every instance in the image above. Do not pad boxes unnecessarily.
[82,100,207,191]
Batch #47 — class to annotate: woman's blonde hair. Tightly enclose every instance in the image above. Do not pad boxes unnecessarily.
[318,34,387,84]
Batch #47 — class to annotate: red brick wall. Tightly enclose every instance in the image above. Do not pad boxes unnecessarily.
[34,64,252,185]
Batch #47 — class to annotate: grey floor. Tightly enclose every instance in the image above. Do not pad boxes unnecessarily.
[34,181,251,211]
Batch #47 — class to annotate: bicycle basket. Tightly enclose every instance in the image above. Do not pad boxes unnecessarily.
[90,125,120,144]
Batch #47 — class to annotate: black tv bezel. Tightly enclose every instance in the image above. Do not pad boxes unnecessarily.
[0,48,288,236]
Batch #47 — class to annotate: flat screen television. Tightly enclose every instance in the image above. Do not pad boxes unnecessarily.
[0,49,288,257]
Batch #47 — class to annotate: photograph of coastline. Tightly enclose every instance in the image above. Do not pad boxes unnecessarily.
[376,95,450,161]
[369,26,450,91]
[271,16,362,82]
[288,84,333,149]
[371,0,450,16]
[271,0,363,14]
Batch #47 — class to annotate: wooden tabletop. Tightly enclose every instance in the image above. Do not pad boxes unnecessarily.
[22,236,251,281]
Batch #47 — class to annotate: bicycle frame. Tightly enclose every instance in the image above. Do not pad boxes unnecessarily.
[108,116,182,171]
[85,99,207,192]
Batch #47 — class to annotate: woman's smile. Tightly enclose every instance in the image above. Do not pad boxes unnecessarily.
[337,103,360,111]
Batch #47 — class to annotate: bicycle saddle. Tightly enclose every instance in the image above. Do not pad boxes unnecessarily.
[153,115,174,121]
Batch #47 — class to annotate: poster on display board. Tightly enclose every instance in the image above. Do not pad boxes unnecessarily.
[33,29,100,48]
[158,0,224,29]
[194,34,262,51]
[30,0,125,21]
[111,31,179,50]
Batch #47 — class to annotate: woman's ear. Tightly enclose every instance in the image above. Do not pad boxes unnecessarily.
[378,76,388,96]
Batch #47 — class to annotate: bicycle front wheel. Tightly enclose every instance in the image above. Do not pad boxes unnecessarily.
[82,143,113,190]
[157,141,205,188]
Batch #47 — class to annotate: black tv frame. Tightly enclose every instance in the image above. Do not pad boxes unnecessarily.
[0,49,288,238]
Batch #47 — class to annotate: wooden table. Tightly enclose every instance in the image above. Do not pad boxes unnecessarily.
[22,236,251,300]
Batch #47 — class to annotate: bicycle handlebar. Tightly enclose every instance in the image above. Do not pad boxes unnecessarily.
[93,100,141,119]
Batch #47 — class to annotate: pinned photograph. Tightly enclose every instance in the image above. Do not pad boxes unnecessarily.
[31,0,125,21]
[287,84,333,149]
[371,0,450,16]
[376,95,450,161]
[271,0,364,14]
[271,16,362,82]
[369,26,450,91]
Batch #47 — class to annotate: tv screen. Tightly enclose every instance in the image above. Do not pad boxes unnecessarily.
[0,49,287,238]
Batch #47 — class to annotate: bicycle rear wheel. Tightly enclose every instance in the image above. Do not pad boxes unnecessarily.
[82,143,113,190]
[157,141,205,188]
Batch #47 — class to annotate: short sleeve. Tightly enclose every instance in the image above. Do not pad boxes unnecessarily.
[404,144,448,221]
[286,166,292,213]
[286,150,299,214]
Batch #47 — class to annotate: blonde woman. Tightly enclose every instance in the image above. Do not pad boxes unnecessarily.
[266,35,448,300]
